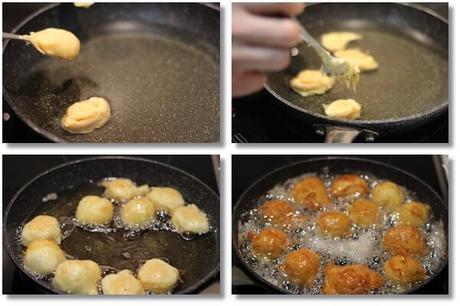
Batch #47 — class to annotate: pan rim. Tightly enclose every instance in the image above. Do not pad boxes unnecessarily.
[232,156,448,294]
[264,2,449,127]
[3,155,220,294]
[2,2,219,143]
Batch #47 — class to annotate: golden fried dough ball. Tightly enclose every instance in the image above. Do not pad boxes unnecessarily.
[146,187,185,213]
[121,196,156,228]
[101,270,145,295]
[383,225,427,257]
[259,200,296,226]
[138,259,179,294]
[371,181,405,212]
[395,202,430,227]
[282,249,320,286]
[171,204,209,234]
[383,255,426,286]
[290,70,335,97]
[76,195,114,225]
[53,260,101,295]
[292,177,331,211]
[102,178,149,201]
[323,262,383,294]
[320,32,363,52]
[331,174,369,198]
[21,215,61,246]
[317,211,351,237]
[23,240,66,275]
[251,227,290,258]
[348,199,381,228]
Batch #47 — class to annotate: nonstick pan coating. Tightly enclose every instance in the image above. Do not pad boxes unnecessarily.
[3,3,220,143]
[233,157,448,294]
[266,3,448,134]
[3,157,220,294]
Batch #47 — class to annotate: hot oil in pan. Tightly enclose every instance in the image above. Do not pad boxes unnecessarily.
[15,181,217,294]
[22,27,219,143]
[268,27,448,121]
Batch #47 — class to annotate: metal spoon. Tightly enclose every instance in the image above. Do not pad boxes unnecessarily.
[3,32,27,41]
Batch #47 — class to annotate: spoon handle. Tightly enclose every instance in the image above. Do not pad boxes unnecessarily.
[3,32,25,40]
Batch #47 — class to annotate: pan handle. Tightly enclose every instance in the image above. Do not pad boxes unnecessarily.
[314,124,379,143]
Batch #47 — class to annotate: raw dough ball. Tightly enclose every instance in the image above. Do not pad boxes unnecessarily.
[331,174,369,198]
[323,99,362,120]
[320,32,362,52]
[171,204,209,234]
[259,200,296,226]
[334,48,379,71]
[348,199,381,228]
[101,270,145,295]
[61,97,111,134]
[317,211,351,237]
[76,195,114,225]
[323,262,383,294]
[146,187,185,213]
[383,225,427,257]
[21,215,61,246]
[25,28,80,60]
[290,70,335,97]
[23,239,66,275]
[383,255,426,286]
[102,178,149,201]
[395,202,430,227]
[53,260,101,295]
[138,259,179,294]
[291,176,331,211]
[282,249,320,286]
[121,196,156,228]
[371,181,405,212]
[251,227,289,258]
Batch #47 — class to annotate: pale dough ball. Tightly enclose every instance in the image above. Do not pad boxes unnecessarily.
[76,195,114,225]
[171,204,209,234]
[320,32,362,52]
[61,97,111,134]
[22,215,61,246]
[146,187,185,213]
[290,70,335,97]
[138,259,179,294]
[74,2,94,8]
[53,260,101,295]
[102,178,149,201]
[101,270,145,295]
[25,28,80,60]
[334,48,379,71]
[371,181,405,212]
[23,239,66,275]
[323,99,362,120]
[121,196,156,228]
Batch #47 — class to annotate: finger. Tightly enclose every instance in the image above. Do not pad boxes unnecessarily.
[232,45,291,72]
[232,71,267,97]
[243,3,305,16]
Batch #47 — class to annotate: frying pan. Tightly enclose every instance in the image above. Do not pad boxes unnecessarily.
[233,157,448,294]
[3,156,220,294]
[266,3,448,143]
[3,3,220,143]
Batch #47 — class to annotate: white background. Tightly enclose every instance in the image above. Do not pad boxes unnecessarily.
[0,0,456,304]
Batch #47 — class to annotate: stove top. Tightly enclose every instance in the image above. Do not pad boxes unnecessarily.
[2,155,220,294]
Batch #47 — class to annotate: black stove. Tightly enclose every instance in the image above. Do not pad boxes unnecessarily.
[232,155,449,294]
[2,155,220,294]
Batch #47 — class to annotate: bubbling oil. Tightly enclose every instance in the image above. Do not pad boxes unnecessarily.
[238,171,447,294]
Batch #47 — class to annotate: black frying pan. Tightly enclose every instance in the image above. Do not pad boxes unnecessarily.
[3,156,220,294]
[233,157,448,294]
[3,3,220,143]
[266,3,448,142]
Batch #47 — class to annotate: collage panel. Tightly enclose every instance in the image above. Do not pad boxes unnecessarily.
[232,155,449,294]
[2,155,220,294]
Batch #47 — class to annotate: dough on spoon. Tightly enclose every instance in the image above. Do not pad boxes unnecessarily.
[290,70,335,97]
[323,99,362,120]
[320,32,362,52]
[334,48,378,71]
[61,97,111,134]
[24,28,80,60]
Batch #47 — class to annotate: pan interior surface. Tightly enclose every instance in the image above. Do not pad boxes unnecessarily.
[267,21,448,122]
